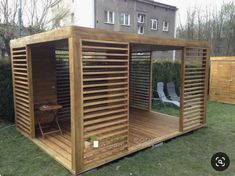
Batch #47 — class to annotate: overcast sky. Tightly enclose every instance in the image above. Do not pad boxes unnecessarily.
[156,0,235,26]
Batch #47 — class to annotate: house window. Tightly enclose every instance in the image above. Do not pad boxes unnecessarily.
[104,10,115,24]
[150,19,158,30]
[138,25,144,34]
[162,21,169,31]
[121,13,130,26]
[138,14,145,23]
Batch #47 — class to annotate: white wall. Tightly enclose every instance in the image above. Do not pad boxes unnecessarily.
[76,0,95,28]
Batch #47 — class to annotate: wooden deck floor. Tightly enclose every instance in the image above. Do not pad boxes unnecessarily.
[32,123,72,171]
[129,108,179,150]
[33,109,179,172]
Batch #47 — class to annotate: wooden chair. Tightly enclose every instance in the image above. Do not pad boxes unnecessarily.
[36,103,63,138]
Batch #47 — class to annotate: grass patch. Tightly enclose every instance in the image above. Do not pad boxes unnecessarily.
[0,101,235,176]
[152,101,179,116]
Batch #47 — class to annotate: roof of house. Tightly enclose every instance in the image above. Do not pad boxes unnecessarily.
[136,0,178,10]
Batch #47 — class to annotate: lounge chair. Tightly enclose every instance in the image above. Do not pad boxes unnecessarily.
[167,81,180,102]
[157,82,180,107]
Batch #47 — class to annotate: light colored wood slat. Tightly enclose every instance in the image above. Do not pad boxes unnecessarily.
[13,54,27,57]
[83,71,128,75]
[13,59,27,62]
[84,82,128,88]
[184,104,203,111]
[84,124,127,138]
[14,72,28,76]
[15,107,30,117]
[16,120,31,132]
[184,90,204,95]
[84,108,128,120]
[184,78,204,83]
[84,76,128,82]
[82,45,128,51]
[15,92,29,100]
[184,86,205,91]
[185,75,205,79]
[84,113,127,125]
[183,123,202,131]
[16,110,30,120]
[15,84,29,90]
[13,68,28,71]
[185,68,205,71]
[14,76,28,80]
[15,88,29,95]
[17,115,31,126]
[15,80,29,85]
[183,108,204,116]
[15,96,29,103]
[83,65,127,68]
[84,87,128,94]
[84,92,127,101]
[184,94,204,99]
[83,59,128,62]
[13,50,26,54]
[83,52,128,56]
[84,119,128,132]
[13,63,27,66]
[184,116,203,123]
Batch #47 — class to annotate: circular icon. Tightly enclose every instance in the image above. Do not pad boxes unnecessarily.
[211,152,230,171]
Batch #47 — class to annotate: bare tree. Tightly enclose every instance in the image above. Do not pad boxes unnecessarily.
[25,0,69,31]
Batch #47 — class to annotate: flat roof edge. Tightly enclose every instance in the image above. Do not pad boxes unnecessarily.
[10,26,73,48]
[10,26,210,49]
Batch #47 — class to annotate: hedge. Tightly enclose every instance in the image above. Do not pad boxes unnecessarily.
[0,59,14,121]
[152,61,181,97]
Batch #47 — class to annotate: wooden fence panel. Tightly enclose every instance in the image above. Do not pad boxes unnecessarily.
[11,46,34,137]
[130,52,151,110]
[55,50,71,120]
[81,40,129,169]
[180,47,208,131]
[210,57,235,104]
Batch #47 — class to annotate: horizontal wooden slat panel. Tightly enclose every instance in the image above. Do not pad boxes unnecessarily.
[12,47,31,136]
[81,40,129,167]
[182,48,208,131]
[130,52,151,110]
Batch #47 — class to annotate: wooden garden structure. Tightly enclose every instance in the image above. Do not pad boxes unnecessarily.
[10,26,210,174]
[210,56,235,104]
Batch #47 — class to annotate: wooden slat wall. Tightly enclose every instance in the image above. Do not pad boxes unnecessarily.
[210,57,235,104]
[130,52,151,110]
[81,40,129,169]
[12,46,34,136]
[181,47,208,131]
[55,50,71,120]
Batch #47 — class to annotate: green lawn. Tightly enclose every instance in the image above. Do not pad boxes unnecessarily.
[0,101,235,176]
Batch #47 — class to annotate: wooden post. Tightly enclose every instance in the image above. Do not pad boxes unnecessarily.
[26,45,35,138]
[179,48,186,132]
[69,37,83,173]
[149,51,153,112]
[203,48,209,124]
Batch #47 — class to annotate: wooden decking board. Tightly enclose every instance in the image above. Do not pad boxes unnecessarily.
[33,108,180,173]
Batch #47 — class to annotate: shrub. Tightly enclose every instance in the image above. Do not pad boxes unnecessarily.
[152,61,181,97]
[0,59,14,121]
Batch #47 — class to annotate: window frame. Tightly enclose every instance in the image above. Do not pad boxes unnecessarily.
[150,19,158,30]
[137,13,145,23]
[162,21,169,32]
[104,10,115,24]
[137,25,144,34]
[121,13,130,26]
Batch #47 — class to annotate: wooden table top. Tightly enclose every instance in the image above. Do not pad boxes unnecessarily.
[39,104,63,111]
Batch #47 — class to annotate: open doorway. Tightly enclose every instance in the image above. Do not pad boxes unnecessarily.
[151,49,182,117]
[30,39,72,170]
[128,44,182,150]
